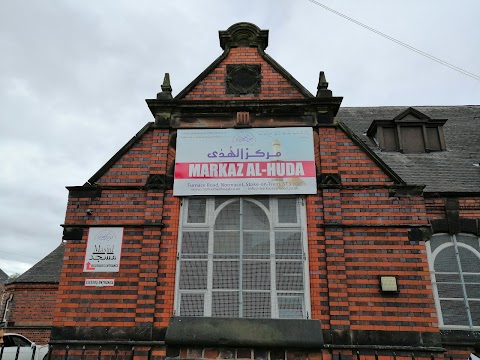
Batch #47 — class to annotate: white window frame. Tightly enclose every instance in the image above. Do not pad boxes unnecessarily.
[174,196,311,319]
[426,233,480,330]
[2,294,12,323]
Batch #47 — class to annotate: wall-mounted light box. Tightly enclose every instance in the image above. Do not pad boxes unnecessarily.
[380,276,398,292]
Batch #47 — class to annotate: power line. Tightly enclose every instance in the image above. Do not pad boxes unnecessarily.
[305,0,480,81]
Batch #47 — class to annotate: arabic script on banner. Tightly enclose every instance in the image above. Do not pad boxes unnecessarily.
[174,127,317,195]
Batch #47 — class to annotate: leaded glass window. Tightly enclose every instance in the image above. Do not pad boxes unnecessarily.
[175,196,309,319]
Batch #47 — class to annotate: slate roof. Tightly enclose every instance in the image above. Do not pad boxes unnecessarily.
[10,243,65,284]
[0,268,8,283]
[337,106,480,193]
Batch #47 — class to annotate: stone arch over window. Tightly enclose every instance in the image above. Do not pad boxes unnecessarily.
[175,196,310,319]
[426,233,480,329]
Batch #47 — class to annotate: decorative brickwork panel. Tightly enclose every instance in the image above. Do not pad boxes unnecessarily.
[182,48,305,100]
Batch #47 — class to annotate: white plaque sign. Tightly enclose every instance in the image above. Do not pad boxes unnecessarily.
[83,227,123,272]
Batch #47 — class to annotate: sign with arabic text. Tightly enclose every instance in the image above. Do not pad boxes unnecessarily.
[83,227,123,272]
[174,127,316,195]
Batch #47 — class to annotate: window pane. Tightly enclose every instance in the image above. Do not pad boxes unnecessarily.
[243,261,270,290]
[401,126,425,153]
[275,232,302,256]
[212,292,239,317]
[215,197,236,209]
[256,197,270,210]
[470,300,480,326]
[181,232,208,255]
[458,247,480,273]
[456,234,480,252]
[243,232,270,255]
[243,200,269,230]
[215,201,240,230]
[382,127,397,151]
[11,336,31,347]
[243,292,271,318]
[180,293,205,316]
[276,261,304,291]
[463,274,480,283]
[278,198,297,223]
[278,295,304,319]
[213,261,239,289]
[214,231,240,254]
[179,261,207,289]
[429,234,452,253]
[434,247,460,272]
[426,127,441,151]
[440,300,469,326]
[466,282,480,299]
[435,273,461,283]
[436,283,464,299]
[187,198,206,223]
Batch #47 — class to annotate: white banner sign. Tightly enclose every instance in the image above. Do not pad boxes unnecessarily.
[83,227,123,272]
[174,127,316,195]
[85,279,115,287]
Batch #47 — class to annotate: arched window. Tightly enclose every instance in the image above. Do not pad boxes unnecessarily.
[426,233,480,329]
[175,196,309,319]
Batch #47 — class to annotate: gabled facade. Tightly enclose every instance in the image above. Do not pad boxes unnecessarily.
[52,23,480,360]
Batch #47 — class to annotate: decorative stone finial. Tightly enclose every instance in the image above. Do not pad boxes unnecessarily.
[219,22,269,51]
[157,73,173,100]
[316,71,332,97]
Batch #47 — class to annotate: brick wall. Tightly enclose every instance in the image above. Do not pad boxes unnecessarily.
[426,197,480,221]
[2,282,57,344]
[54,123,445,345]
[306,127,439,339]
[54,128,174,358]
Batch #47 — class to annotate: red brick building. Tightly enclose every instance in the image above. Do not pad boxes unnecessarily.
[1,244,64,344]
[51,23,480,360]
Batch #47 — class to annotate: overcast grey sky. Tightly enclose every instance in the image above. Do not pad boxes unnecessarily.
[1,0,479,275]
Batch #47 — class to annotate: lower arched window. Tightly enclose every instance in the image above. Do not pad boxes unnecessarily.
[426,233,480,329]
[175,196,310,319]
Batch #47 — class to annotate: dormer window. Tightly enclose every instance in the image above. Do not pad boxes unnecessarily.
[367,107,447,153]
